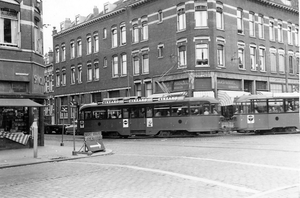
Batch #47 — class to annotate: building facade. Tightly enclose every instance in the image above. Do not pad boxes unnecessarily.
[0,0,45,149]
[52,0,299,124]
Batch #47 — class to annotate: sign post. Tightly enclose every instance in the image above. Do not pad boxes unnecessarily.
[60,106,68,146]
[70,100,78,156]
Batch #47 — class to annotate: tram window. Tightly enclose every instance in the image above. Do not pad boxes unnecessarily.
[107,108,121,119]
[138,107,145,118]
[84,111,92,119]
[130,107,139,118]
[154,104,170,117]
[285,99,296,112]
[93,110,106,119]
[171,104,186,116]
[203,103,210,115]
[294,101,299,112]
[253,100,267,113]
[190,102,201,115]
[146,106,153,117]
[123,108,129,118]
[211,104,219,115]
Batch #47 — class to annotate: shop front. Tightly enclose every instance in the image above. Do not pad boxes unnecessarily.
[0,98,43,150]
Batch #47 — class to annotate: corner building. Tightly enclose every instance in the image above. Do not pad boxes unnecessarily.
[53,0,299,123]
[0,0,45,149]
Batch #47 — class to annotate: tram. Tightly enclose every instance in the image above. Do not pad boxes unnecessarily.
[232,93,299,134]
[78,94,221,138]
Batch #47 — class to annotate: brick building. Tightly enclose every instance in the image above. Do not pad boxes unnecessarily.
[52,0,299,124]
[0,0,45,149]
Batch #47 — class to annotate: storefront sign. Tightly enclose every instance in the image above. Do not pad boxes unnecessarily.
[217,79,241,90]
[173,80,189,91]
[194,78,211,90]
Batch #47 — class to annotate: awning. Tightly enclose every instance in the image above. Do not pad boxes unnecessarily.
[0,99,43,107]
[193,91,215,98]
[0,0,20,11]
[218,90,250,106]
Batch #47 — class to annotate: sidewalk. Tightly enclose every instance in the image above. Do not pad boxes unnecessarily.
[0,139,113,169]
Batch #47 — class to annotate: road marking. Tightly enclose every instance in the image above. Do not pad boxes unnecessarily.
[65,161,260,194]
[246,184,300,198]
[118,154,300,172]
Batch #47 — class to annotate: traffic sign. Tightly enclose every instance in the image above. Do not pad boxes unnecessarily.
[61,106,68,113]
[84,132,105,152]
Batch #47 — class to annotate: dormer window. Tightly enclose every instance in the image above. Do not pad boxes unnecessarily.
[104,4,109,14]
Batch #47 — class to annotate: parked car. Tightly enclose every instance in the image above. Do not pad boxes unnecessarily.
[65,124,78,135]
[44,124,66,134]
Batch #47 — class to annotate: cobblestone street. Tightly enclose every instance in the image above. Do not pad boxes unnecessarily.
[1,133,299,198]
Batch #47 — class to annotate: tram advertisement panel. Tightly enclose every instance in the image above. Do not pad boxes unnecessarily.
[247,115,255,124]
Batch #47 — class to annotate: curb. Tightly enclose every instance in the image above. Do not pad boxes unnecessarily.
[0,149,114,169]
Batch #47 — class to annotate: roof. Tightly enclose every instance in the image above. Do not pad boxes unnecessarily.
[0,99,43,107]
[80,96,219,111]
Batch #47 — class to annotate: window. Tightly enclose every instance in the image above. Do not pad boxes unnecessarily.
[70,41,75,59]
[87,63,92,82]
[259,47,266,72]
[55,46,60,63]
[269,19,275,41]
[111,27,118,48]
[141,17,148,41]
[277,22,283,42]
[278,51,285,73]
[56,72,60,87]
[157,10,163,23]
[34,18,42,53]
[62,72,66,86]
[258,15,264,39]
[87,36,92,54]
[194,1,207,28]
[120,23,126,45]
[237,9,244,34]
[296,56,299,74]
[196,44,208,66]
[178,45,187,67]
[250,46,256,70]
[78,65,82,83]
[112,56,118,77]
[270,49,277,73]
[71,67,76,84]
[93,33,99,53]
[295,28,299,46]
[133,55,139,75]
[145,81,152,97]
[289,54,294,74]
[0,9,18,46]
[103,28,107,39]
[177,4,186,31]
[158,44,164,58]
[94,61,99,80]
[103,57,107,68]
[77,39,82,57]
[287,24,292,45]
[216,2,224,30]
[217,44,224,67]
[132,24,139,43]
[121,54,127,76]
[238,45,245,69]
[142,53,149,74]
[61,44,66,62]
[135,83,142,96]
[249,12,255,37]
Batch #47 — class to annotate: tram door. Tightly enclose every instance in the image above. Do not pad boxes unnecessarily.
[129,107,147,134]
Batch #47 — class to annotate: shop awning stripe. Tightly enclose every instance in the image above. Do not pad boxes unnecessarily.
[0,131,30,145]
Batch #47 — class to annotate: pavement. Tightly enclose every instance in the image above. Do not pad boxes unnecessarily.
[0,139,113,169]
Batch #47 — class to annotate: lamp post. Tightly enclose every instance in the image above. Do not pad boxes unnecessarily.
[71,99,78,155]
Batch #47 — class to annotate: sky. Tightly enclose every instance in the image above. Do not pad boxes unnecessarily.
[43,0,116,53]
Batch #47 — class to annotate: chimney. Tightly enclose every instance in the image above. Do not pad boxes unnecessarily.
[52,27,57,35]
[64,18,71,29]
[93,6,99,15]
